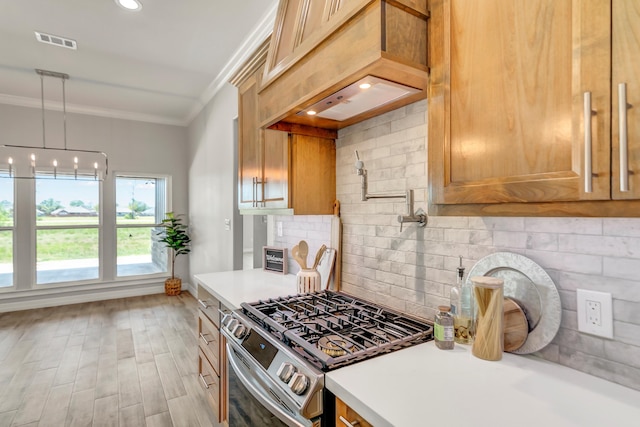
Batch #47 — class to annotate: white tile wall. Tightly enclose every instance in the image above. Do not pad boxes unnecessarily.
[270,215,333,275]
[274,100,640,391]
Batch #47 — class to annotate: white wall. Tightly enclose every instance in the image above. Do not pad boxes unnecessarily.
[0,103,189,310]
[187,83,238,278]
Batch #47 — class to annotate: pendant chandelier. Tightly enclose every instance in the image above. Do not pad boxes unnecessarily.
[0,69,108,180]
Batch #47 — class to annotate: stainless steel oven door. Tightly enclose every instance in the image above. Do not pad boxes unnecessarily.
[226,343,313,427]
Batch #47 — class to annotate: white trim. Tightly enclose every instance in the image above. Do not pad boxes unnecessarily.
[0,279,191,313]
[0,93,188,127]
[184,2,277,125]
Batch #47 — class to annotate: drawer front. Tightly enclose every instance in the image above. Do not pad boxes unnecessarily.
[198,311,220,374]
[197,284,220,327]
[198,348,221,421]
[336,397,373,427]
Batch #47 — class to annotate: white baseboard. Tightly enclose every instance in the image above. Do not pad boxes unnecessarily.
[0,281,193,313]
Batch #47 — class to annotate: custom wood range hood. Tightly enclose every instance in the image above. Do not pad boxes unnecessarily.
[259,0,429,130]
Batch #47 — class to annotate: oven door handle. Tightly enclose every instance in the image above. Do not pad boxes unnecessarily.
[226,343,307,427]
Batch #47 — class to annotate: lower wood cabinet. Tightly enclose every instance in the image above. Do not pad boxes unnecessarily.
[198,312,220,374]
[196,284,228,424]
[335,396,373,427]
[198,348,222,420]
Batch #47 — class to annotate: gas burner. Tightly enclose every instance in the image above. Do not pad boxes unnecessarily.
[317,335,355,357]
[369,332,388,345]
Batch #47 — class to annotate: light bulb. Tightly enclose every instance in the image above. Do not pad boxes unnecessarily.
[306,110,317,116]
[8,157,13,165]
[115,0,142,11]
[359,83,372,89]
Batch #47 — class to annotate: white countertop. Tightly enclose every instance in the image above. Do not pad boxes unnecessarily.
[193,269,640,427]
[193,268,297,309]
[326,342,640,427]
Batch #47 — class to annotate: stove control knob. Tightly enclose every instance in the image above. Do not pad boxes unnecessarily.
[277,362,297,383]
[232,324,247,340]
[289,372,309,395]
[225,318,239,334]
[221,314,233,328]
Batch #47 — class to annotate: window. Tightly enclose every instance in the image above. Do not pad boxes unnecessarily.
[116,175,167,277]
[35,177,100,284]
[0,172,13,288]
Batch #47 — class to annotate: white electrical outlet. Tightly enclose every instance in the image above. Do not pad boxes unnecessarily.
[277,221,283,237]
[577,289,613,338]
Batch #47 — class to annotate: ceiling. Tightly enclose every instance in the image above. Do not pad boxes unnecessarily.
[0,0,278,126]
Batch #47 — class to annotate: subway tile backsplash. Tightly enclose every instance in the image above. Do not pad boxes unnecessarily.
[274,100,640,391]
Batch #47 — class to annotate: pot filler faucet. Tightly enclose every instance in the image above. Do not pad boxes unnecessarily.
[354,151,427,231]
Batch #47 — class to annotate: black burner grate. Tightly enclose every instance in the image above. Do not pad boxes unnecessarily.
[241,291,433,371]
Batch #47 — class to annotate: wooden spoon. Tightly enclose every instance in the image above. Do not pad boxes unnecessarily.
[291,245,305,270]
[312,244,327,269]
[298,240,309,269]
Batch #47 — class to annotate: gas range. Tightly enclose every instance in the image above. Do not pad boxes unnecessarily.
[220,291,433,426]
[241,290,434,371]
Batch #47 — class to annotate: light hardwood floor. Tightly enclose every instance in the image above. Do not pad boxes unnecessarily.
[0,293,217,427]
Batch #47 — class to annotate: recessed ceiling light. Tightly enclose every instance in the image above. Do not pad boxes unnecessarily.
[115,0,142,11]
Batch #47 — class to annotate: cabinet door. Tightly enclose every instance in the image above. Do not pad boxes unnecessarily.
[261,129,289,208]
[238,72,262,209]
[611,0,640,199]
[428,0,611,205]
[290,134,336,214]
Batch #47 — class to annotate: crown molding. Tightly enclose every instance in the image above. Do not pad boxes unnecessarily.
[183,1,277,125]
[0,93,188,127]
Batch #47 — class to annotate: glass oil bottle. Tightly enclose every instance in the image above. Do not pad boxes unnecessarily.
[450,256,474,344]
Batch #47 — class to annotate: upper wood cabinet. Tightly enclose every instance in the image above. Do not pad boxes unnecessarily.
[428,0,640,216]
[231,41,337,215]
[611,1,640,200]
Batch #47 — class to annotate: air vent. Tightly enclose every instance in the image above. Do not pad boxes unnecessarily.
[35,32,77,50]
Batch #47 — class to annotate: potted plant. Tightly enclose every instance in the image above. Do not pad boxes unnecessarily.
[157,212,191,295]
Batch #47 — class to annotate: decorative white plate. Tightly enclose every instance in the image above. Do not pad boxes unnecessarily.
[466,252,561,354]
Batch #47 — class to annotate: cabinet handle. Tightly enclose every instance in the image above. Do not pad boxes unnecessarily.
[199,373,212,389]
[198,299,210,309]
[199,332,211,346]
[252,177,257,207]
[339,416,360,426]
[584,91,593,193]
[619,83,629,192]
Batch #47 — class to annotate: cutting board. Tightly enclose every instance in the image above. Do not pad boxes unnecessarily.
[503,297,529,352]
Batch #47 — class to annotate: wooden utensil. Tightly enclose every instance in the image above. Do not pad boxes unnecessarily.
[298,240,309,269]
[503,297,529,352]
[312,244,327,269]
[291,245,305,270]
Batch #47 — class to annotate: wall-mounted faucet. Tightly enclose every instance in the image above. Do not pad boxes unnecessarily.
[354,150,427,231]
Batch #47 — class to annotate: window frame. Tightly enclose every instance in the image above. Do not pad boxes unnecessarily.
[33,176,102,287]
[114,173,171,280]
[0,173,15,290]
